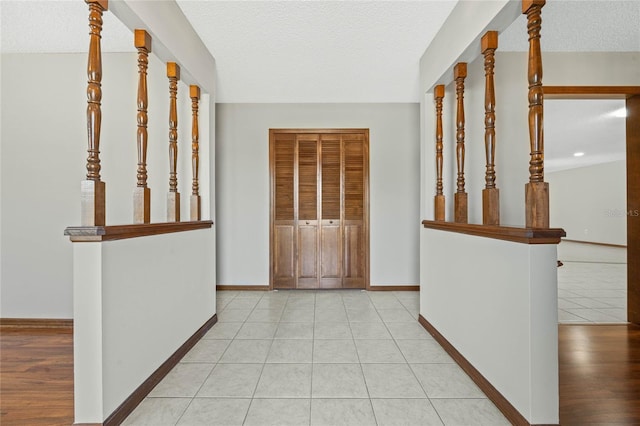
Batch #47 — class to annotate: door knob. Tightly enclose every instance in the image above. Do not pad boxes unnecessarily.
[329,220,333,224]
[306,221,310,225]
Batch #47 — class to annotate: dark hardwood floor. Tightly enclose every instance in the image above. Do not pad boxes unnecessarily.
[0,327,74,425]
[559,323,640,425]
[1,323,639,425]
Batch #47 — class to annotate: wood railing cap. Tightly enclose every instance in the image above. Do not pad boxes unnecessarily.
[481,31,498,53]
[422,220,565,245]
[134,29,152,51]
[86,0,108,10]
[190,85,201,98]
[522,0,545,13]
[167,62,181,80]
[65,220,213,242]
[434,84,445,99]
[454,62,467,79]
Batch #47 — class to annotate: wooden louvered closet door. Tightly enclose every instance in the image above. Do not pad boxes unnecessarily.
[270,129,369,290]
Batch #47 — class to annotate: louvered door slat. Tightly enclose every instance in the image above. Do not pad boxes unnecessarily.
[320,135,342,287]
[274,135,295,221]
[272,133,296,288]
[344,135,365,221]
[297,136,319,288]
[343,134,366,288]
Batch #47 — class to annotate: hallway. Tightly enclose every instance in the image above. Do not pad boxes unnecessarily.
[123,290,508,425]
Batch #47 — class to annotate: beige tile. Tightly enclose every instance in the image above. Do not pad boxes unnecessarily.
[311,399,376,426]
[181,339,230,363]
[148,363,214,397]
[177,398,250,425]
[361,364,425,398]
[197,363,263,397]
[313,339,359,363]
[354,339,405,363]
[371,398,443,426]
[411,363,485,398]
[122,397,190,426]
[395,339,453,364]
[312,363,368,398]
[430,398,510,425]
[219,339,272,363]
[244,399,311,426]
[266,339,313,363]
[254,364,312,398]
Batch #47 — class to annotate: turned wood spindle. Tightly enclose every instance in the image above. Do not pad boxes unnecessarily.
[482,31,500,225]
[523,0,549,228]
[434,85,446,221]
[81,0,108,226]
[454,62,468,224]
[190,85,201,221]
[133,29,152,224]
[167,62,181,222]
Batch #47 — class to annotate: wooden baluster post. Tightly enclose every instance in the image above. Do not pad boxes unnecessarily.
[133,29,152,224]
[81,0,108,226]
[434,85,446,221]
[482,31,500,225]
[190,85,201,221]
[454,62,468,224]
[167,62,180,222]
[524,0,549,228]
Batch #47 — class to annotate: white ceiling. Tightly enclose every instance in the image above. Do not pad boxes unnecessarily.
[499,0,640,52]
[174,0,458,103]
[0,1,135,53]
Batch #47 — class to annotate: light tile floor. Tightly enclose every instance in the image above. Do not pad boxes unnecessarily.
[558,262,627,323]
[124,290,509,426]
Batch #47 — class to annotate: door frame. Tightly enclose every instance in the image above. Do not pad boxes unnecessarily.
[545,86,640,324]
[269,128,370,290]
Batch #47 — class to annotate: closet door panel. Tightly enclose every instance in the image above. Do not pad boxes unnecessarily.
[272,133,296,289]
[320,220,341,288]
[343,221,365,288]
[320,135,342,287]
[342,134,366,289]
[297,136,319,288]
[273,224,295,288]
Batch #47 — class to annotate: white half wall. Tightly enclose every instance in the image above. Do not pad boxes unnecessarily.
[1,52,213,318]
[421,229,559,424]
[215,103,420,286]
[73,230,215,422]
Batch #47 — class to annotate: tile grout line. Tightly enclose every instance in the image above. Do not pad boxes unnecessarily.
[241,291,286,426]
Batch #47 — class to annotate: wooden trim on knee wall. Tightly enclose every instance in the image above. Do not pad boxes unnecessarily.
[418,315,558,426]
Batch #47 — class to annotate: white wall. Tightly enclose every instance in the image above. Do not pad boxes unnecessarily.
[421,229,559,424]
[73,230,215,422]
[1,52,213,318]
[548,160,626,245]
[216,103,420,286]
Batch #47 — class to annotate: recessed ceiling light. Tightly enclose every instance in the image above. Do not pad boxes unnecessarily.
[574,152,585,157]
[611,108,627,118]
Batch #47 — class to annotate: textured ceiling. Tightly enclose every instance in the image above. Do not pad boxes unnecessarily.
[499,0,640,52]
[175,1,458,102]
[545,99,626,173]
[0,1,135,53]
